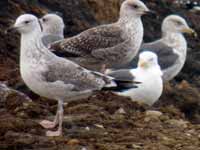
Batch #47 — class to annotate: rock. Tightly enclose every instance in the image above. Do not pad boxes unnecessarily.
[145,110,163,118]
[67,139,80,145]
[166,119,189,128]
[144,110,163,122]
[115,107,126,114]
[94,124,104,129]
[156,82,200,124]
[130,143,143,149]
[0,83,47,118]
[0,0,200,150]
[4,131,36,145]
[0,83,32,103]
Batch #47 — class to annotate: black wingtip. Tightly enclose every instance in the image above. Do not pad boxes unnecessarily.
[102,79,141,92]
[102,84,138,91]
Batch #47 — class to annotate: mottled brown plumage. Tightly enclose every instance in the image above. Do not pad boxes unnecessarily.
[49,0,150,72]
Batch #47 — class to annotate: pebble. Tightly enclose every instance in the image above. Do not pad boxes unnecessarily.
[85,126,90,131]
[67,139,80,145]
[145,110,163,117]
[94,124,104,129]
[144,110,163,122]
[166,119,188,128]
[115,107,126,114]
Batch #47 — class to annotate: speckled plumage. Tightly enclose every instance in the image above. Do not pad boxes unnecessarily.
[49,0,149,71]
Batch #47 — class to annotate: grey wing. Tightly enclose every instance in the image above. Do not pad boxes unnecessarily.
[141,41,179,70]
[41,34,63,47]
[43,60,109,91]
[114,41,179,70]
[50,24,125,57]
[108,69,135,82]
[107,69,139,89]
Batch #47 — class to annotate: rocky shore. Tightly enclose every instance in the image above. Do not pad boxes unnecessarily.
[0,0,199,149]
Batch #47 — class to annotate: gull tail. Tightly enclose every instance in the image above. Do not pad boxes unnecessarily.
[103,69,141,91]
[102,79,141,91]
[91,70,141,91]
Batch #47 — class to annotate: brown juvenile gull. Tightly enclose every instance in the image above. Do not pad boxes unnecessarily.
[48,0,151,72]
[39,14,65,47]
[108,51,163,106]
[8,14,138,137]
[109,15,196,81]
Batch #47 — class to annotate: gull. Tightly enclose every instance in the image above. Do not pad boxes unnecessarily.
[47,0,151,72]
[8,14,138,137]
[111,15,196,82]
[108,51,163,106]
[40,13,64,38]
[39,14,65,47]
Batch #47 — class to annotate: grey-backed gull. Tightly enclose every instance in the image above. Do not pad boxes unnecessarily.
[111,15,196,82]
[108,51,163,106]
[9,14,138,137]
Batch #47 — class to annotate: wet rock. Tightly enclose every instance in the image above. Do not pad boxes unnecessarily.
[0,83,48,118]
[0,83,31,102]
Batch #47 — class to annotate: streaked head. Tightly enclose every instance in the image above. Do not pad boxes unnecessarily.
[40,14,65,37]
[7,14,41,34]
[138,51,159,69]
[120,0,151,17]
[162,15,196,36]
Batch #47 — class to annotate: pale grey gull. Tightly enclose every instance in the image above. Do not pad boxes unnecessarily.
[109,15,196,82]
[39,14,65,47]
[9,14,138,137]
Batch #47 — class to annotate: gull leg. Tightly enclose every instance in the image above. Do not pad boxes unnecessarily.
[39,100,62,129]
[46,100,64,136]
[39,110,59,129]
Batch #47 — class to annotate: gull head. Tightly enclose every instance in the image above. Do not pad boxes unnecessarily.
[162,15,197,36]
[7,14,41,35]
[40,14,65,36]
[121,0,152,17]
[138,51,161,72]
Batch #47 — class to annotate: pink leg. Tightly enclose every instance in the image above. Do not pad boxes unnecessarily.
[39,101,61,129]
[39,112,59,129]
[46,100,64,137]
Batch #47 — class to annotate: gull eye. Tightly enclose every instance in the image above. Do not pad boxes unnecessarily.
[149,58,154,61]
[42,18,48,22]
[24,20,30,24]
[132,4,139,9]
[175,21,183,26]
